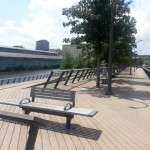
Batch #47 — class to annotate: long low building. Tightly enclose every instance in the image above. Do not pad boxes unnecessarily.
[0,46,62,71]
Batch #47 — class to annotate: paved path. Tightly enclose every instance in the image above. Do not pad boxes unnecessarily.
[0,67,150,150]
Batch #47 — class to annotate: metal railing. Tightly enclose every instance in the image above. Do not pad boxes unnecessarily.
[0,68,96,87]
[143,67,150,78]
[0,72,54,86]
[0,67,122,87]
[43,68,97,88]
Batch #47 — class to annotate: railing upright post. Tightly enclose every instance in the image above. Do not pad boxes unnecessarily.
[87,68,93,79]
[78,70,85,81]
[83,69,89,80]
[90,68,95,78]
[7,79,10,84]
[43,71,53,88]
[93,69,97,76]
[64,70,73,85]
[54,71,65,88]
[72,70,80,83]
[24,77,26,82]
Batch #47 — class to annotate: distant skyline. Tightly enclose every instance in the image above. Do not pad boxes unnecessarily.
[0,0,149,55]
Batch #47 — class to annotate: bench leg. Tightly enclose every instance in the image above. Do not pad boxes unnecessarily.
[25,124,39,150]
[22,108,31,114]
[66,116,71,128]
[66,115,74,129]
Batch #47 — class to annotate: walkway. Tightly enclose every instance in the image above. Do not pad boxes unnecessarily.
[0,68,150,150]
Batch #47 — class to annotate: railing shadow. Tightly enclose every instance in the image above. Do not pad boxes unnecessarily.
[1,119,102,140]
[113,79,150,87]
[78,85,150,109]
[41,120,102,140]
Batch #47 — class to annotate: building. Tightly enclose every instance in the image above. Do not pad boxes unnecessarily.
[139,55,150,60]
[36,40,49,51]
[62,45,82,59]
[49,49,62,55]
[0,45,62,71]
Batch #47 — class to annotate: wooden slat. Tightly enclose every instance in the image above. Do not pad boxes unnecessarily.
[0,68,150,150]
[0,100,98,117]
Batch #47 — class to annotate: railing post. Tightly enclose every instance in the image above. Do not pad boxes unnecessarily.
[90,68,95,78]
[43,71,53,88]
[72,70,80,83]
[93,69,97,76]
[83,69,89,80]
[78,70,85,81]
[36,75,38,80]
[54,71,65,88]
[87,68,93,79]
[64,70,73,85]
[23,77,26,82]
[7,79,10,84]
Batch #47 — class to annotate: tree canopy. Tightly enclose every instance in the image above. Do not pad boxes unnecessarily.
[62,0,137,87]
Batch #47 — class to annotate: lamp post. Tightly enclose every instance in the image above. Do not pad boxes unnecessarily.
[134,50,141,70]
[105,0,115,95]
[130,40,142,75]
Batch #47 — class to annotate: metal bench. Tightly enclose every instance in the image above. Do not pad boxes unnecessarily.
[0,87,98,129]
[0,110,46,150]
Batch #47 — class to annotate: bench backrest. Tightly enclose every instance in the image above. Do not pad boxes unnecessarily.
[30,87,76,107]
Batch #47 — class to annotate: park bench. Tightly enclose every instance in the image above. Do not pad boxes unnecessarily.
[0,110,46,150]
[0,87,98,129]
[100,68,108,83]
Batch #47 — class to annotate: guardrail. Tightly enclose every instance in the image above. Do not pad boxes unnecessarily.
[143,67,150,78]
[0,73,49,86]
[43,68,97,88]
[0,67,122,87]
[0,68,96,87]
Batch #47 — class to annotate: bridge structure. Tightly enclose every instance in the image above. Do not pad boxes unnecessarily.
[0,67,150,150]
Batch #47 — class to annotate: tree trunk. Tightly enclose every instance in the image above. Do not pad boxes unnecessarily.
[96,55,100,88]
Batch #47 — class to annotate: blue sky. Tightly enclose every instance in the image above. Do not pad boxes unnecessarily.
[0,0,149,55]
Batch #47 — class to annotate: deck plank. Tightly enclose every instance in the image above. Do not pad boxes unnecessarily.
[0,68,150,150]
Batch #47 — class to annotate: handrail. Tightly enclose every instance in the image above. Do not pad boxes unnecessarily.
[142,67,150,78]
[0,67,122,87]
[44,68,97,88]
[0,73,51,86]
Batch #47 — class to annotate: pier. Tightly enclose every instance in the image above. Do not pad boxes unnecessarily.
[0,67,150,150]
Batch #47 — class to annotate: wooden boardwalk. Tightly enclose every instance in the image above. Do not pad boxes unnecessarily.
[0,68,150,150]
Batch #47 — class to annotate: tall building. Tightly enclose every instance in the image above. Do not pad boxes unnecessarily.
[62,45,82,59]
[36,40,49,51]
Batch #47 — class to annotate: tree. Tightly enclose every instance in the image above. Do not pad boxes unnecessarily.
[60,52,74,69]
[62,0,136,88]
[63,0,110,88]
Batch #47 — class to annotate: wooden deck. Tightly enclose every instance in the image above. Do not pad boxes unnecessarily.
[0,68,150,150]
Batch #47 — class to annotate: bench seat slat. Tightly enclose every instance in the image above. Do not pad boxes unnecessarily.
[0,100,98,117]
[34,95,73,101]
[31,87,75,102]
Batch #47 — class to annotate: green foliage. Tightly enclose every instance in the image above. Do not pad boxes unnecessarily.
[60,52,74,69]
[74,54,85,68]
[62,0,111,55]
[62,0,137,87]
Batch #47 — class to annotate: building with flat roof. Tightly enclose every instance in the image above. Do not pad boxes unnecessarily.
[0,45,62,71]
[36,40,49,51]
[62,45,82,59]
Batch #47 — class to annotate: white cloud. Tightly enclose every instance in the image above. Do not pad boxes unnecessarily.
[130,0,150,54]
[0,0,79,49]
[0,0,149,54]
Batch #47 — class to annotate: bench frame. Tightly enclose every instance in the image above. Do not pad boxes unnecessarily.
[29,87,76,128]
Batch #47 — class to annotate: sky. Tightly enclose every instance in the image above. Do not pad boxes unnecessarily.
[0,0,149,55]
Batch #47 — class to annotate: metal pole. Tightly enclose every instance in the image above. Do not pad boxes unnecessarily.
[130,50,132,75]
[105,0,115,95]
